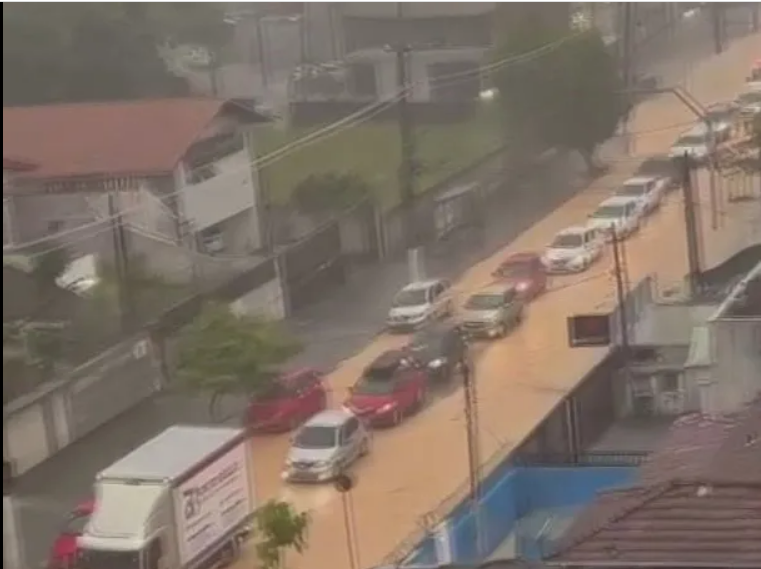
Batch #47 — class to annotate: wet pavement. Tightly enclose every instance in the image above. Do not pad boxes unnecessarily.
[11,8,758,567]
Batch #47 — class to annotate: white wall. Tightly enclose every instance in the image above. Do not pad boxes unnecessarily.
[350,47,487,102]
[230,275,286,321]
[633,303,719,345]
[177,148,259,241]
[709,317,761,412]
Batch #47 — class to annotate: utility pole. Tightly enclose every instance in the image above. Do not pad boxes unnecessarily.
[610,228,630,359]
[461,346,485,559]
[711,4,725,54]
[620,2,636,155]
[254,14,268,89]
[679,154,703,297]
[108,192,133,332]
[394,1,422,281]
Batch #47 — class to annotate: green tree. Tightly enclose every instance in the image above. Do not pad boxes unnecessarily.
[175,303,301,417]
[493,12,623,171]
[292,172,372,216]
[255,500,310,569]
[2,3,231,106]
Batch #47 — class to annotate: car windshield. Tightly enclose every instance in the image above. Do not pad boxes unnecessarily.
[411,328,444,350]
[617,183,648,197]
[706,108,733,122]
[551,234,583,248]
[257,382,291,401]
[293,425,337,449]
[737,91,761,105]
[497,261,533,277]
[354,377,397,395]
[675,134,707,146]
[637,159,671,176]
[392,288,428,307]
[592,205,627,218]
[465,294,504,310]
[64,513,90,534]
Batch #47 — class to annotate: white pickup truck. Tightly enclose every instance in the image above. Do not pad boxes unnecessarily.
[77,425,256,569]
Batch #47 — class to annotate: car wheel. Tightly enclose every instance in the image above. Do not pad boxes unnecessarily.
[496,323,507,338]
[392,408,403,425]
[359,438,370,457]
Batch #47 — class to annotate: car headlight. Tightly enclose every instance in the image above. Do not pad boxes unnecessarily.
[378,402,396,413]
[569,257,584,266]
[428,358,446,369]
[515,281,530,292]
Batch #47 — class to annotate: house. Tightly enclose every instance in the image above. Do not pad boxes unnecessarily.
[547,398,761,568]
[307,3,497,103]
[3,98,270,262]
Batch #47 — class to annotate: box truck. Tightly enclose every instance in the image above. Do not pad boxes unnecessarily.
[77,425,256,569]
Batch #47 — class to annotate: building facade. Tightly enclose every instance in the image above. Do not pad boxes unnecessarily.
[3,99,269,279]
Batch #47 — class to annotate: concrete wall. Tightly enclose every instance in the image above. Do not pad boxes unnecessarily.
[709,316,761,412]
[3,333,160,476]
[633,302,718,345]
[404,465,636,565]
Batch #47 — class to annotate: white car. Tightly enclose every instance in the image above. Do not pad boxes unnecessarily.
[615,176,667,215]
[668,123,727,164]
[736,89,761,119]
[386,279,452,332]
[541,226,604,274]
[587,196,643,241]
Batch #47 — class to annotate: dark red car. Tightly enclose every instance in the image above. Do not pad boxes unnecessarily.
[343,350,428,427]
[492,252,548,300]
[245,368,328,433]
[48,500,94,569]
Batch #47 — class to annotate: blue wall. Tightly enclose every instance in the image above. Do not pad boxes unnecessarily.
[404,465,636,565]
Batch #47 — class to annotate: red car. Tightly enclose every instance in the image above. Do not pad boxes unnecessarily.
[492,252,548,300]
[245,368,328,432]
[343,350,428,427]
[48,500,94,569]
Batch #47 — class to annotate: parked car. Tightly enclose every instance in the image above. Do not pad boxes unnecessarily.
[491,252,548,300]
[634,155,679,190]
[409,321,466,383]
[735,89,761,118]
[48,500,95,569]
[614,176,667,215]
[587,196,643,240]
[459,284,525,339]
[244,368,327,433]
[282,409,370,483]
[343,350,428,426]
[386,279,453,332]
[542,226,604,274]
[668,123,729,164]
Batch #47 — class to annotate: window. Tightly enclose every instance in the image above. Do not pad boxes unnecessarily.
[661,372,680,393]
[47,219,64,234]
[343,418,359,440]
[431,283,445,299]
[347,62,378,99]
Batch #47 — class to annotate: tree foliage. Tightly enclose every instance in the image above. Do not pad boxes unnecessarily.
[292,172,372,215]
[493,11,623,169]
[175,303,301,409]
[255,500,311,569]
[3,3,231,106]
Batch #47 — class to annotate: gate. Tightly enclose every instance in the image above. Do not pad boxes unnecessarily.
[66,333,160,440]
[280,220,345,313]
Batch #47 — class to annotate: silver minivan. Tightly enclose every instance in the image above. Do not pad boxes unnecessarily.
[282,409,370,483]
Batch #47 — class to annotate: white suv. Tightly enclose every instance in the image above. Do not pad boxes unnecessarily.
[615,176,667,215]
[587,196,643,240]
[542,226,604,274]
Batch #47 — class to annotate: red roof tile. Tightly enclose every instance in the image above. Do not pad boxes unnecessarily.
[3,98,266,181]
[548,399,761,567]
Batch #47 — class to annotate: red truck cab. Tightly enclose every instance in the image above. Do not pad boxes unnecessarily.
[245,368,328,433]
[492,252,548,300]
[48,500,95,569]
[343,350,428,427]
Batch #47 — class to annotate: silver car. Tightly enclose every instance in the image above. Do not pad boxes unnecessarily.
[459,285,525,339]
[282,409,370,483]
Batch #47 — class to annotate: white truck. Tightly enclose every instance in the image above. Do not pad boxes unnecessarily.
[77,425,256,569]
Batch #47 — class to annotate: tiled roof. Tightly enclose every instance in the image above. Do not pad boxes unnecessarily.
[3,98,267,181]
[548,399,761,567]
[3,156,36,171]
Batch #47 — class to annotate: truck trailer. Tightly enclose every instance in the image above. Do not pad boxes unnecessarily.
[77,425,256,569]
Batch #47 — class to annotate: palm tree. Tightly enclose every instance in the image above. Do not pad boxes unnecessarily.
[255,500,310,569]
